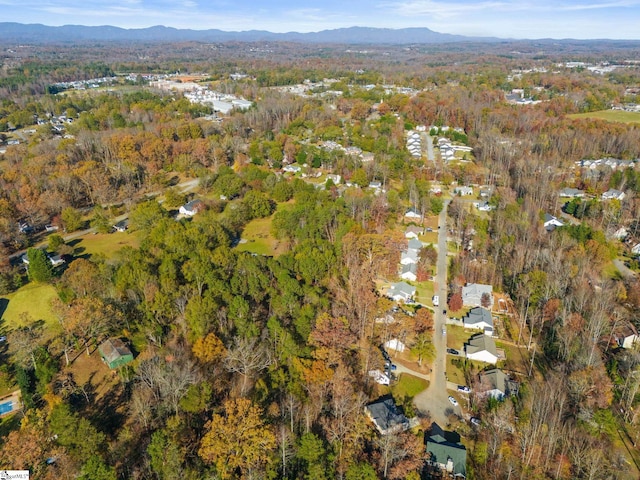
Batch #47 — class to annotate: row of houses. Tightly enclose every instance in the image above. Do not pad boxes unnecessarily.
[406,131,422,158]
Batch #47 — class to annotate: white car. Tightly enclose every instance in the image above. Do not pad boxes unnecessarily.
[432,295,439,306]
[448,396,458,406]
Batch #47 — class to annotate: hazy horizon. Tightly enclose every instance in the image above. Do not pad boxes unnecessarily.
[0,0,639,40]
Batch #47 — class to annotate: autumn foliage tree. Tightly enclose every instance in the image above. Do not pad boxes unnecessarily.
[199,397,276,479]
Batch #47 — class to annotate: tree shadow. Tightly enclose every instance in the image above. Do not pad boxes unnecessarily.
[0,298,9,320]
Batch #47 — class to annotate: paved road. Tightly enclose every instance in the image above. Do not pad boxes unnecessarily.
[614,259,637,280]
[413,200,462,425]
[423,133,435,166]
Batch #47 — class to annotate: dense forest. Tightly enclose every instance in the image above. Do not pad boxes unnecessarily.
[0,39,640,479]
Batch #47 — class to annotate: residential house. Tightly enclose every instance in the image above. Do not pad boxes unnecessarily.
[384,338,406,353]
[602,189,626,201]
[404,208,422,220]
[388,282,416,302]
[426,423,467,477]
[559,187,586,198]
[463,307,494,335]
[474,201,494,212]
[368,370,391,386]
[400,263,417,281]
[179,199,205,217]
[404,226,424,239]
[113,219,128,232]
[461,283,494,309]
[407,237,423,251]
[283,165,301,173]
[613,227,628,240]
[365,397,410,435]
[453,186,473,196]
[543,214,564,231]
[98,338,134,369]
[632,243,640,256]
[465,334,499,364]
[400,249,419,265]
[614,323,640,349]
[477,368,518,400]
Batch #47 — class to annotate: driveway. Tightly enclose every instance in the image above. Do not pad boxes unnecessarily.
[412,200,462,425]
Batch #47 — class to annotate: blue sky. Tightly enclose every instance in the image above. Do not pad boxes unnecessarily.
[1,0,639,39]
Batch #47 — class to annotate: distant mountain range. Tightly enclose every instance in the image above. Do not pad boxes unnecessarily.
[0,23,502,44]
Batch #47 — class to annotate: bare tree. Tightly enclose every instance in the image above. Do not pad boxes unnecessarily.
[224,336,272,396]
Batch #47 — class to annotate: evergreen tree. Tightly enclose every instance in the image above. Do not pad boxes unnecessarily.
[27,248,52,283]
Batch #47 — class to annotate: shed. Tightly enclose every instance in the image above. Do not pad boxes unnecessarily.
[99,338,134,369]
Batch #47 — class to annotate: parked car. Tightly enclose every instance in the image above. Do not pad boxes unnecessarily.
[432,295,439,306]
[45,224,59,232]
[447,348,459,355]
[457,385,471,393]
[448,396,458,406]
[470,417,481,426]
[0,336,6,343]
[442,327,446,336]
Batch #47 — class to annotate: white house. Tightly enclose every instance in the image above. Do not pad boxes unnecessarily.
[407,237,423,251]
[368,370,391,386]
[453,186,473,196]
[614,323,640,349]
[388,282,416,302]
[602,189,626,201]
[405,226,424,239]
[477,368,517,400]
[559,187,586,198]
[179,199,204,216]
[400,263,417,281]
[474,201,494,212]
[404,208,422,220]
[465,334,498,364]
[463,307,494,335]
[543,214,564,231]
[400,249,419,265]
[461,283,494,308]
[384,338,406,353]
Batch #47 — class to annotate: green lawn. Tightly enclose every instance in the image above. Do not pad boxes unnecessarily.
[421,232,438,244]
[568,110,640,124]
[392,373,429,399]
[1,282,59,329]
[236,215,289,257]
[446,324,470,350]
[414,282,435,305]
[71,231,142,258]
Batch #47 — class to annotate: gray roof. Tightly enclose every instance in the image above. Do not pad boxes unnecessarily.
[426,423,467,476]
[559,187,584,197]
[466,333,497,357]
[401,263,417,276]
[389,281,416,298]
[461,283,493,307]
[407,237,423,251]
[365,397,409,434]
[182,199,203,211]
[479,368,507,394]
[401,249,418,263]
[464,307,493,328]
[98,338,132,364]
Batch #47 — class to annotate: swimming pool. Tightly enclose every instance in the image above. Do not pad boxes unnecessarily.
[0,401,13,415]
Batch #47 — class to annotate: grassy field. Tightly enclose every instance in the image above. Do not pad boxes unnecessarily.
[446,324,470,350]
[392,373,429,399]
[414,282,435,305]
[0,282,59,329]
[70,231,142,258]
[236,215,289,257]
[569,110,640,124]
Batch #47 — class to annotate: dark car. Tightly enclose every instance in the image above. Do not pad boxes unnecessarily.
[447,348,459,355]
